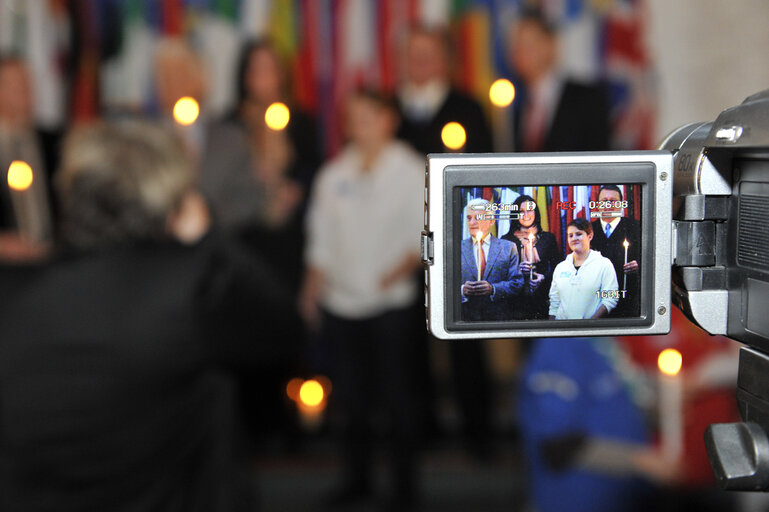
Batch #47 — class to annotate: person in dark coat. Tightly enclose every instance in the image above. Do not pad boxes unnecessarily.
[509,10,611,152]
[395,25,495,458]
[200,39,319,441]
[0,56,61,262]
[590,185,641,317]
[0,122,299,512]
[397,26,493,154]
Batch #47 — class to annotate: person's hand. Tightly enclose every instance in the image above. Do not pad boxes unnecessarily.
[167,190,211,244]
[380,269,401,290]
[257,128,294,182]
[463,280,493,296]
[0,232,50,262]
[520,261,532,274]
[624,260,639,273]
[530,272,544,292]
[631,449,684,486]
[264,179,302,228]
[299,283,321,333]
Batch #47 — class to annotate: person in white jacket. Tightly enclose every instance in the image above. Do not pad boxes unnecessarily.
[549,218,619,319]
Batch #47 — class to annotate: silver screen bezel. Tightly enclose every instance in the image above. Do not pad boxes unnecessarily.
[424,151,673,340]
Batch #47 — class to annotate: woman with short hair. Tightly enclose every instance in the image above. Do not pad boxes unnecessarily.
[548,218,619,320]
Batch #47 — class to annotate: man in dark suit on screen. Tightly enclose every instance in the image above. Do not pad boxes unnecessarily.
[591,185,641,317]
[509,10,611,152]
[461,198,527,321]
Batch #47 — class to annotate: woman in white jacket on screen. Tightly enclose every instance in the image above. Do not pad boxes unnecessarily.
[549,218,619,320]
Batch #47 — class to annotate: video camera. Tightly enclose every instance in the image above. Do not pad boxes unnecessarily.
[422,90,769,490]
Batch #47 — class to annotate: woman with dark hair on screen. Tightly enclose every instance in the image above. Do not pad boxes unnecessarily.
[502,194,562,319]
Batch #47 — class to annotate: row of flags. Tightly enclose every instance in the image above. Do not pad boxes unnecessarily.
[462,184,642,255]
[0,0,655,154]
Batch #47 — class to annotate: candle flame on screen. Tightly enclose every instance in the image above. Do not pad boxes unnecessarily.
[173,97,200,126]
[265,102,290,131]
[623,239,630,249]
[489,79,515,108]
[658,348,683,376]
[7,161,33,191]
[441,122,466,150]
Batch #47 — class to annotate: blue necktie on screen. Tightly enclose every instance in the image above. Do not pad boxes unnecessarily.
[605,223,612,238]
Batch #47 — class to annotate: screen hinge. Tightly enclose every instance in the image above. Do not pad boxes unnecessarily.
[421,231,434,265]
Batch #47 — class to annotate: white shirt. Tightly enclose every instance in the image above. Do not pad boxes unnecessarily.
[305,141,425,319]
[600,217,621,238]
[548,250,618,319]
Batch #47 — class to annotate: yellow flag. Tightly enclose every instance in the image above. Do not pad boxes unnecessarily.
[537,186,549,232]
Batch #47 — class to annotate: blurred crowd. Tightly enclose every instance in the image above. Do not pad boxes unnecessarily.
[0,8,744,512]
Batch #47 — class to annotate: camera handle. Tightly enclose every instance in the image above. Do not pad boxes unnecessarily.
[706,347,769,491]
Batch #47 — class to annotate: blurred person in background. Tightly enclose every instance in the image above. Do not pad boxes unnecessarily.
[0,56,59,262]
[397,25,496,459]
[300,89,424,510]
[518,336,675,512]
[509,9,610,152]
[201,38,319,235]
[397,25,493,154]
[501,194,563,320]
[200,38,320,446]
[623,310,738,512]
[155,38,209,159]
[0,122,299,512]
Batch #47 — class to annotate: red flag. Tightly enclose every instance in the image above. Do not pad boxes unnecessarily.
[566,187,575,225]
[295,0,319,112]
[549,186,561,251]
[634,184,642,221]
[162,0,183,36]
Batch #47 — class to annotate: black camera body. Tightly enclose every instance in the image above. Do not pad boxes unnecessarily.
[422,90,769,490]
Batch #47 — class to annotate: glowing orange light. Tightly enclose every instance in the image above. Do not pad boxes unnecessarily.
[489,78,515,107]
[286,377,304,402]
[623,239,630,249]
[299,379,324,407]
[265,102,290,131]
[441,122,466,150]
[7,160,33,191]
[658,348,683,376]
[173,96,200,126]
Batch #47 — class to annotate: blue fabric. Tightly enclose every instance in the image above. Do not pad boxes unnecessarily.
[518,338,650,512]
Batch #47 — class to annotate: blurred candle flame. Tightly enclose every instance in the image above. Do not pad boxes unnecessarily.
[173,96,200,126]
[658,348,683,376]
[441,122,466,150]
[489,79,515,108]
[7,160,33,191]
[265,102,290,131]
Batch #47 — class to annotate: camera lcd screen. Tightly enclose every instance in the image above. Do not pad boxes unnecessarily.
[454,184,642,324]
